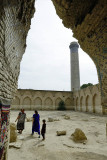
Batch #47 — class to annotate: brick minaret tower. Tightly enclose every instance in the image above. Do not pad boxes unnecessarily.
[69,42,80,91]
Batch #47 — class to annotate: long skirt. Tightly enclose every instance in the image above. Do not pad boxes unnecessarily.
[32,122,40,134]
[17,122,24,130]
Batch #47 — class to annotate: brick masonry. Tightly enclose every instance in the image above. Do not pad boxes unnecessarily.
[0,0,107,159]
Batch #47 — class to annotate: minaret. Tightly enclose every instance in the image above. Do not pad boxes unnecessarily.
[69,42,80,91]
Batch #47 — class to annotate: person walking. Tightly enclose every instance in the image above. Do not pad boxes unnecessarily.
[41,119,46,140]
[15,109,26,134]
[32,110,40,138]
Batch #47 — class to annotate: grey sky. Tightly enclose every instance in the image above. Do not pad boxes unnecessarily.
[18,0,98,91]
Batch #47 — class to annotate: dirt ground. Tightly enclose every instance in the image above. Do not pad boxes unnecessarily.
[8,110,107,160]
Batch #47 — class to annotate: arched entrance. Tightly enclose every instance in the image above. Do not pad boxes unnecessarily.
[0,1,107,160]
[34,97,42,110]
[76,97,79,111]
[80,96,83,111]
[55,98,62,110]
[86,95,89,112]
[44,97,53,110]
[23,97,31,110]
[65,98,71,110]
[12,96,20,110]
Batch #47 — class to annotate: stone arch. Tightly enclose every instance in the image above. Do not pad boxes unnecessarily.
[33,97,42,110]
[55,92,63,99]
[23,96,31,110]
[44,97,53,110]
[86,95,90,112]
[35,97,42,105]
[12,96,20,105]
[93,94,97,113]
[11,96,20,110]
[76,97,79,110]
[52,0,107,113]
[55,97,62,109]
[65,98,71,110]
[80,96,83,111]
[92,93,102,114]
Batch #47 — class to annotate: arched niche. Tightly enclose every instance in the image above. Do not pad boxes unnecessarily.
[76,97,79,110]
[33,97,42,110]
[23,97,31,110]
[12,96,20,105]
[55,97,62,109]
[86,95,90,112]
[23,97,31,105]
[92,94,101,114]
[65,98,71,109]
[80,96,83,111]
[44,97,53,110]
[35,97,42,105]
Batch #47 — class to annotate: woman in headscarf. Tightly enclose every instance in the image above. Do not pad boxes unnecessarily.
[15,109,26,134]
[31,110,40,138]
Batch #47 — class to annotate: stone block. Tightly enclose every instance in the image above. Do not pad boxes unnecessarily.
[9,123,17,143]
[56,130,66,136]
[71,128,87,143]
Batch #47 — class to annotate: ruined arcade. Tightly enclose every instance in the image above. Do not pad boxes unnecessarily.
[0,0,107,159]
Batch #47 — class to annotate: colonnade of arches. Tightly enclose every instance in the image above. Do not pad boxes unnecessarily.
[12,90,73,110]
[74,85,102,114]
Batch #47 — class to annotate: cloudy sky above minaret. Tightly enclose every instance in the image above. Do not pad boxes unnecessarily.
[18,0,98,91]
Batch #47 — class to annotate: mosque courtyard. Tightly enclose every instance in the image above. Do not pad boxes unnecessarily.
[8,110,107,160]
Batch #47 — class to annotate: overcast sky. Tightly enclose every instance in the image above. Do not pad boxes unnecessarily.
[18,0,98,91]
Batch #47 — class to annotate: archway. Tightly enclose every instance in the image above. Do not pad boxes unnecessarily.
[44,97,53,110]
[80,96,83,111]
[92,94,101,114]
[76,97,79,110]
[52,0,107,112]
[0,1,106,160]
[55,97,62,109]
[65,98,71,110]
[12,96,20,105]
[12,96,20,110]
[34,97,42,110]
[86,95,89,112]
[23,97,31,110]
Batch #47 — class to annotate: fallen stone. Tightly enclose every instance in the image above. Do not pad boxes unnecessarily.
[56,130,66,136]
[48,117,54,122]
[61,114,66,116]
[71,128,87,143]
[90,117,96,119]
[10,123,17,143]
[64,115,70,120]
[9,141,22,149]
[54,118,60,121]
[82,119,89,121]
[38,144,45,147]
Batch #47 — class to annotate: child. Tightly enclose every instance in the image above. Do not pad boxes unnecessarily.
[41,119,46,140]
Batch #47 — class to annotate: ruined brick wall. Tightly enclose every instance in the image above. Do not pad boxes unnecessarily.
[73,84,104,115]
[0,1,35,159]
[0,0,107,159]
[11,90,73,110]
[51,0,107,113]
[0,0,35,103]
